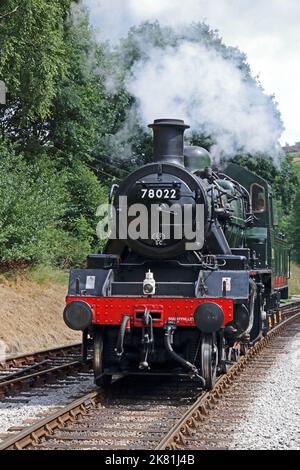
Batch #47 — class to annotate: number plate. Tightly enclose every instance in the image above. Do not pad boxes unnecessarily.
[139,188,180,200]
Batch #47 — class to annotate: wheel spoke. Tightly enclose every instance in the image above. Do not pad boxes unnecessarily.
[93,330,112,387]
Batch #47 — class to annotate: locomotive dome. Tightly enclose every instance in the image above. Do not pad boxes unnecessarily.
[184,146,212,172]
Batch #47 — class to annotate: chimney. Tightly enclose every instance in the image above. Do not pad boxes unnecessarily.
[148,119,190,166]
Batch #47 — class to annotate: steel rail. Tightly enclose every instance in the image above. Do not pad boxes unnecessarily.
[1,343,82,370]
[0,392,99,450]
[156,307,300,450]
[0,360,92,399]
[0,343,91,398]
[1,302,299,451]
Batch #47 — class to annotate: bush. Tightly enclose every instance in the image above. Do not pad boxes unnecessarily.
[0,141,67,265]
[0,141,108,268]
[58,164,109,267]
[63,163,108,230]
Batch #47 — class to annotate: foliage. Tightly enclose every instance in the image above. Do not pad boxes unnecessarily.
[0,0,73,147]
[0,2,116,269]
[0,139,107,267]
[60,164,109,266]
[0,5,299,270]
[26,265,69,286]
[0,140,66,265]
[47,8,130,169]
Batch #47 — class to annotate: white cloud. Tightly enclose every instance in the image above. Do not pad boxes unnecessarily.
[84,0,300,144]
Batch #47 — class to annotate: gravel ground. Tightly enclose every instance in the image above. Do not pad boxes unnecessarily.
[229,330,300,450]
[0,373,95,437]
[1,330,299,449]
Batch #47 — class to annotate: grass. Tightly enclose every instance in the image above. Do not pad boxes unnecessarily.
[289,263,300,296]
[27,266,69,286]
[0,265,69,287]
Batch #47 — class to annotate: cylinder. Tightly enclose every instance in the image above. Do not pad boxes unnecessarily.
[148,119,190,166]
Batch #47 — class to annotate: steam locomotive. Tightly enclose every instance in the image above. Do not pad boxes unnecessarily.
[63,119,290,389]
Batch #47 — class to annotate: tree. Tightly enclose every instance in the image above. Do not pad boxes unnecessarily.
[0,4,298,270]
[0,0,74,150]
[0,3,112,268]
[47,8,129,168]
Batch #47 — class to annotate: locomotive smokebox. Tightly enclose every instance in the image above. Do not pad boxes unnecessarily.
[148,119,190,166]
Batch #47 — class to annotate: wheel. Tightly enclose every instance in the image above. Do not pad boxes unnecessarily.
[218,338,229,375]
[228,343,241,363]
[100,374,112,387]
[240,343,249,356]
[93,329,112,387]
[82,330,88,363]
[201,334,219,390]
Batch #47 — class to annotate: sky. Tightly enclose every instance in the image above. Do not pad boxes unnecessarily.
[84,0,300,145]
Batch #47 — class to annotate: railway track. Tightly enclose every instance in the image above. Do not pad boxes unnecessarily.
[158,303,300,450]
[0,343,91,398]
[0,301,299,451]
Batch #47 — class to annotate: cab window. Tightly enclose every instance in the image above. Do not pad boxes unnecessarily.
[251,184,266,213]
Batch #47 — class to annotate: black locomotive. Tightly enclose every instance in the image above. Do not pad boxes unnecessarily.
[64,119,290,389]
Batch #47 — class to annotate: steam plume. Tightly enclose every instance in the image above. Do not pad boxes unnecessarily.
[125,39,283,158]
[82,1,284,159]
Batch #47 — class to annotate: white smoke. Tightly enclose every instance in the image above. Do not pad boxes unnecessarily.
[82,1,285,159]
[125,41,283,158]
